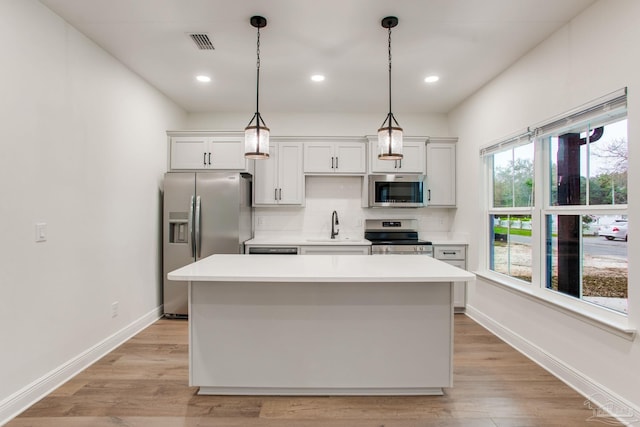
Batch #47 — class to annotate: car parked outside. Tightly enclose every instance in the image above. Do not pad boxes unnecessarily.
[599,220,628,241]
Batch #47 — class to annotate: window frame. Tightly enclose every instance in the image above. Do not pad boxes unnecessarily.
[485,138,536,284]
[480,89,631,331]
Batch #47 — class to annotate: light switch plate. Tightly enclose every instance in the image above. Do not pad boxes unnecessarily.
[35,223,47,242]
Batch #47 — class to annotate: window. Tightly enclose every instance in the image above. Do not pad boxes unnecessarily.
[489,214,533,282]
[548,119,628,207]
[542,115,628,313]
[482,89,628,315]
[487,139,534,283]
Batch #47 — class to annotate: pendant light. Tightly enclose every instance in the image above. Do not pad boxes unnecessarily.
[244,15,270,159]
[377,16,403,160]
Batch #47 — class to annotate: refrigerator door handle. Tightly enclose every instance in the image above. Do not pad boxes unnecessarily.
[188,195,195,258]
[195,196,202,258]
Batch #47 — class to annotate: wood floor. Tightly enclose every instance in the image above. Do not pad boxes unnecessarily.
[7,314,621,427]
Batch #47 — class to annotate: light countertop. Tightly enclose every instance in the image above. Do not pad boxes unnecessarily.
[168,254,476,283]
[245,236,371,246]
[429,239,469,246]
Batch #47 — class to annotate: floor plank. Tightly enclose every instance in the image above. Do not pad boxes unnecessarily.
[6,316,623,426]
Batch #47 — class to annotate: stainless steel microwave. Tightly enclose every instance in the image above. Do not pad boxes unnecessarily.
[368,175,425,208]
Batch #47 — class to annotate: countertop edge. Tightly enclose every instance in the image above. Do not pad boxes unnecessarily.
[245,238,372,246]
[244,238,469,246]
[169,274,476,283]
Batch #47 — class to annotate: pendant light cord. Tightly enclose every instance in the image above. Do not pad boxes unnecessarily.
[256,25,261,120]
[388,25,392,117]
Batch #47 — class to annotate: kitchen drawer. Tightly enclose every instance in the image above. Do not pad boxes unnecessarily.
[439,259,465,269]
[434,245,466,260]
[300,245,371,255]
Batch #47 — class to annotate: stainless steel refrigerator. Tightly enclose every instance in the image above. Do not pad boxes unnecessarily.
[163,172,253,317]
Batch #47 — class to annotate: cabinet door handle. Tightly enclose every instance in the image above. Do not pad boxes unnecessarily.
[331,157,334,169]
[443,251,457,255]
[278,188,282,200]
[203,153,207,166]
[335,157,339,169]
[399,159,402,169]
[428,189,431,201]
[208,152,211,165]
[274,188,278,201]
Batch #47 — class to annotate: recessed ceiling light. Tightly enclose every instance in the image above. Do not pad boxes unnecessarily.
[424,75,440,83]
[196,75,211,83]
[311,74,325,82]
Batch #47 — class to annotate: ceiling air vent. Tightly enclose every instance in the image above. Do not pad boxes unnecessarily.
[189,33,214,50]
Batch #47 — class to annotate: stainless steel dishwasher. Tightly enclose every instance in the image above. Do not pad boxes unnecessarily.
[247,247,299,255]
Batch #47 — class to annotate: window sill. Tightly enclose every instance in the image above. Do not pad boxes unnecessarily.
[474,270,636,341]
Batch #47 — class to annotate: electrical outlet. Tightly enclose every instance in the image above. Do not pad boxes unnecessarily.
[111,301,119,318]
[257,217,265,226]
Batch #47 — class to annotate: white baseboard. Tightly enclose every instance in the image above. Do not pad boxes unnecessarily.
[0,306,162,426]
[466,305,640,426]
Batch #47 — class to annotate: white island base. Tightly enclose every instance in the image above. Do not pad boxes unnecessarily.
[169,254,475,396]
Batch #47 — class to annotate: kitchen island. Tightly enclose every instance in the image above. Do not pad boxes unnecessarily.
[168,254,475,396]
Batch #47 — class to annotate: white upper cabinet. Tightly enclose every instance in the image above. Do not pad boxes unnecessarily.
[170,136,208,169]
[168,132,250,171]
[304,143,333,173]
[304,140,366,174]
[254,141,304,206]
[426,138,457,207]
[368,136,426,174]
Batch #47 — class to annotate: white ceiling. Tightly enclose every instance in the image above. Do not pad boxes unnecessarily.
[39,0,595,114]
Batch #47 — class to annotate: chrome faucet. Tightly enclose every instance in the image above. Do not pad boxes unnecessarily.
[331,210,340,239]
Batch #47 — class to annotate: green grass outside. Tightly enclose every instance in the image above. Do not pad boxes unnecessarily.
[493,226,532,237]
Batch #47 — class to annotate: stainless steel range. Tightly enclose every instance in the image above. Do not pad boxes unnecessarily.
[364,219,433,256]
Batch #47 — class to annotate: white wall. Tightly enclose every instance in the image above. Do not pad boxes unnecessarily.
[449,0,639,414]
[0,0,186,419]
[186,111,451,137]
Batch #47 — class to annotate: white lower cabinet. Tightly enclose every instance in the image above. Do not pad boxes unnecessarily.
[245,244,371,255]
[300,245,371,255]
[433,245,467,311]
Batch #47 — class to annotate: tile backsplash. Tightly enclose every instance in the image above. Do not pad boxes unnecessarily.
[254,176,455,240]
